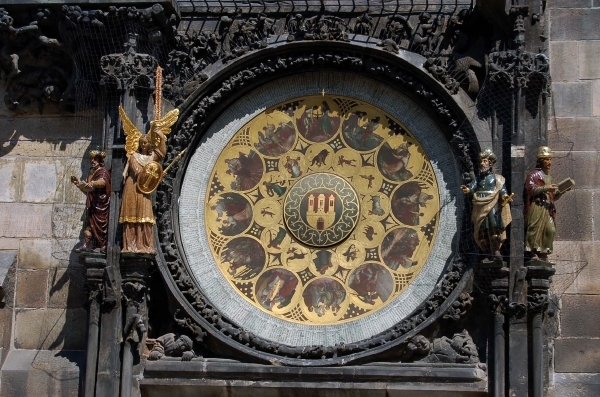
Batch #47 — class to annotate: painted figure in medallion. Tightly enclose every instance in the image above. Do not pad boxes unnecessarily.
[381,228,420,270]
[211,193,253,236]
[224,150,263,190]
[118,106,178,254]
[297,101,340,142]
[391,182,434,226]
[221,237,266,279]
[342,111,384,151]
[348,263,393,305]
[254,121,296,156]
[303,278,346,317]
[256,269,298,310]
[71,149,111,253]
[461,149,512,261]
[524,146,572,262]
[377,142,414,181]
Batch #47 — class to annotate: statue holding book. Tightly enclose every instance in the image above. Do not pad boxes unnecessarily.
[524,146,574,262]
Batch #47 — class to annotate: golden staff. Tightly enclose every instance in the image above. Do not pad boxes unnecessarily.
[149,66,163,147]
[162,148,187,177]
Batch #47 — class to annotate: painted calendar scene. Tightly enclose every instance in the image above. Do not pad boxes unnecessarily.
[204,95,441,325]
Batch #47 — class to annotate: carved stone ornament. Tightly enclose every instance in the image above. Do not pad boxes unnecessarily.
[153,43,483,365]
[147,333,196,361]
[401,331,479,364]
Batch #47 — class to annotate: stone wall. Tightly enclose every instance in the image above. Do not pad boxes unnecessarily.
[549,2,600,396]
[0,89,101,395]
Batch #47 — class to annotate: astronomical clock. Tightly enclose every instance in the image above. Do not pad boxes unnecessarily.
[173,72,465,354]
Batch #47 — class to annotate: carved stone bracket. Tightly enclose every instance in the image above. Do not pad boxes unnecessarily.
[488,50,551,97]
[475,262,510,315]
[121,257,153,344]
[80,255,118,309]
[100,33,158,91]
[526,261,555,313]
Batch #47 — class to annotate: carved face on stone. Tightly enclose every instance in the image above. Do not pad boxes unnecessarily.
[165,335,193,356]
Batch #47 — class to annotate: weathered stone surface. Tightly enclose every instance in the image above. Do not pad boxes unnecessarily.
[64,158,90,205]
[0,239,19,250]
[0,159,20,203]
[549,0,593,8]
[592,80,600,117]
[0,116,93,158]
[561,294,600,337]
[553,241,600,294]
[18,239,56,269]
[14,308,87,350]
[550,41,580,82]
[51,239,81,268]
[549,117,600,151]
[47,268,86,309]
[551,373,600,397]
[551,9,600,40]
[552,150,600,190]
[142,361,487,396]
[52,204,86,239]
[578,41,600,79]
[595,191,600,241]
[552,83,593,117]
[555,338,600,373]
[0,306,13,368]
[554,189,593,241]
[15,270,48,308]
[0,350,83,397]
[0,204,52,238]
[21,160,63,203]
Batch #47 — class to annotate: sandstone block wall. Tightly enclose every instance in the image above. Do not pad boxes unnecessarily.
[549,2,600,396]
[0,92,100,395]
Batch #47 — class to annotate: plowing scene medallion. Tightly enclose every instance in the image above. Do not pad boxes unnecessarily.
[205,95,441,325]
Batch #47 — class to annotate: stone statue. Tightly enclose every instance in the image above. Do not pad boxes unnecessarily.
[71,149,111,253]
[147,333,195,361]
[461,149,512,261]
[401,331,479,364]
[118,106,178,254]
[524,146,572,262]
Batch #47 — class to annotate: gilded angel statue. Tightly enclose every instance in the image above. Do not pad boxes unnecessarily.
[118,67,179,254]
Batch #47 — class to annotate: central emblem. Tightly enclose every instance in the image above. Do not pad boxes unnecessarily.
[284,173,360,247]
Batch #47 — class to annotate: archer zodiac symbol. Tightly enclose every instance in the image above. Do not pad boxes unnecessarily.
[261,207,276,217]
[337,155,356,167]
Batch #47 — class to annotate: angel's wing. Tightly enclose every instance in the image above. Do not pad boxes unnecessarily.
[149,108,179,147]
[119,106,142,157]
[151,109,180,135]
